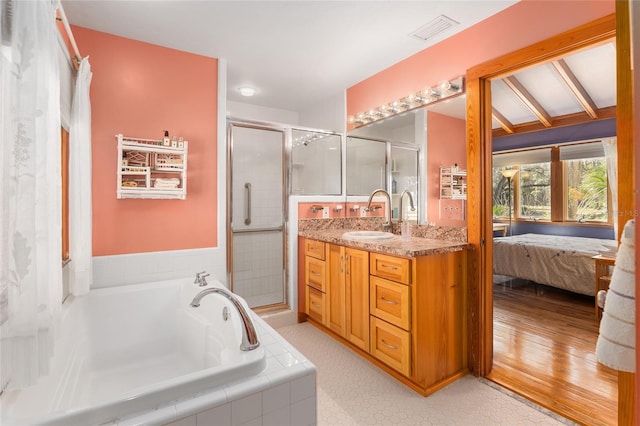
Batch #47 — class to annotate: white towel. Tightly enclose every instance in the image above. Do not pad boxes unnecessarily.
[596,220,635,372]
[154,178,180,189]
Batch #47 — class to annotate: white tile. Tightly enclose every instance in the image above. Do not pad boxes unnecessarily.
[275,352,300,368]
[225,375,270,401]
[289,374,315,404]
[174,388,227,420]
[263,406,290,426]
[289,396,316,426]
[262,382,290,414]
[196,403,231,426]
[117,405,177,426]
[230,393,262,426]
[163,415,196,426]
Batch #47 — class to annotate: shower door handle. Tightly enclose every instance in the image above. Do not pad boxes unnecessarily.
[244,182,252,225]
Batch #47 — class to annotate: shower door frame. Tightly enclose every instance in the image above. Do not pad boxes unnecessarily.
[227,119,290,310]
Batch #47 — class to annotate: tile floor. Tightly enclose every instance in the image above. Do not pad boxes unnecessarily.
[277,322,574,426]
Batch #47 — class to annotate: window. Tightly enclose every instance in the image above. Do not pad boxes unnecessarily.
[518,162,551,220]
[492,166,511,219]
[492,141,610,225]
[565,157,608,222]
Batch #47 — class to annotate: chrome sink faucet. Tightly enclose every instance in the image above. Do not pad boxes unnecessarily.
[366,189,392,232]
[190,286,260,351]
[399,190,415,223]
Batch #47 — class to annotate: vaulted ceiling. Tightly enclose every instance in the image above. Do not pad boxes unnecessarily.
[491,41,616,137]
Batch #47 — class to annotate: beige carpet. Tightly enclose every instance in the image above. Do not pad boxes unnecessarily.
[276,322,572,426]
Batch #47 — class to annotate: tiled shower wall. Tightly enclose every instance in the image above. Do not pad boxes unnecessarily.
[232,231,284,308]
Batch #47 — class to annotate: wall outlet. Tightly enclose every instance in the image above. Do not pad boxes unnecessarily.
[322,207,329,218]
[360,207,367,217]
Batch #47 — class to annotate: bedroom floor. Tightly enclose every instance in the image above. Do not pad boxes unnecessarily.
[489,276,618,426]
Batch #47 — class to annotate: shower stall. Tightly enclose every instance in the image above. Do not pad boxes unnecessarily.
[227,122,287,309]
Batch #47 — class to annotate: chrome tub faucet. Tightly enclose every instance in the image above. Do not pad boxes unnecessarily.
[190,286,260,351]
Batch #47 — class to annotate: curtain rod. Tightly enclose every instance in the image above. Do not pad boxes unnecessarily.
[56,3,82,67]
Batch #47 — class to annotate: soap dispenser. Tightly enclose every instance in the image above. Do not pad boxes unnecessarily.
[163,130,170,147]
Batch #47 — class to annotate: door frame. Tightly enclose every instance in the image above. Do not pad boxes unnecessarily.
[465,10,635,424]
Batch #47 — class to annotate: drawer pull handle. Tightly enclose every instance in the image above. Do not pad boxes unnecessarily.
[312,302,321,308]
[381,339,398,350]
[381,264,399,271]
[380,297,398,305]
[311,272,321,277]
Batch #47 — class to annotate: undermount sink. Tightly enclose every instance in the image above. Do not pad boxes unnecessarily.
[341,231,395,241]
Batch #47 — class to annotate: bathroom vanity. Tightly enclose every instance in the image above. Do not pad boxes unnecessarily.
[298,227,468,396]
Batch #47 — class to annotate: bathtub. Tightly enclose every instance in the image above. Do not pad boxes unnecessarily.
[1,278,267,425]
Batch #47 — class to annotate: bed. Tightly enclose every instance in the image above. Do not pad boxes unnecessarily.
[493,233,617,296]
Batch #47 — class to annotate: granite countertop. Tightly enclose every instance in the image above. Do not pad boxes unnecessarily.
[298,228,469,258]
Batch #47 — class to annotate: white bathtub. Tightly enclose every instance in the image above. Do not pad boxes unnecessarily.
[1,278,267,425]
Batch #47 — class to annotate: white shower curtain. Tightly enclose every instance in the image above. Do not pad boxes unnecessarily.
[602,137,618,238]
[69,57,93,295]
[0,0,63,390]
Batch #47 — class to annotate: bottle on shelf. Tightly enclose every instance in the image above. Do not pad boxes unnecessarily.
[163,130,170,147]
[171,135,178,148]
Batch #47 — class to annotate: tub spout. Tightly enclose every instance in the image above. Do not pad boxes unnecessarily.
[190,287,260,351]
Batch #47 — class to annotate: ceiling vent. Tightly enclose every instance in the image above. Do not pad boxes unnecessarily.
[410,15,459,42]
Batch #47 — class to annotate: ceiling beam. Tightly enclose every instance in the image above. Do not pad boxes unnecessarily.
[491,105,616,138]
[550,59,599,119]
[491,108,515,134]
[502,76,553,127]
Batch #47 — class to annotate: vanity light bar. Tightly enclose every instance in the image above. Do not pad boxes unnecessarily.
[348,76,464,127]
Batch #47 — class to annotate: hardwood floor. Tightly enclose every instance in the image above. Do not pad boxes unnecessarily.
[488,277,618,426]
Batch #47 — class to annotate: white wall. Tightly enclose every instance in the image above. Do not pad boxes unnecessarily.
[298,92,346,132]
[227,100,299,125]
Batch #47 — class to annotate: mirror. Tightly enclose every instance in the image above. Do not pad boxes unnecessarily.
[291,129,342,195]
[345,137,386,196]
[346,94,466,225]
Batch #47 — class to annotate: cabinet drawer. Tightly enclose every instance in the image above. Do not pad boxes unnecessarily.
[370,316,410,376]
[370,276,410,331]
[306,286,326,324]
[305,239,325,260]
[370,253,411,284]
[305,256,326,291]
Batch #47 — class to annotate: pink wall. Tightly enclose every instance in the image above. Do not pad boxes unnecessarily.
[427,111,466,226]
[73,27,218,256]
[346,0,614,123]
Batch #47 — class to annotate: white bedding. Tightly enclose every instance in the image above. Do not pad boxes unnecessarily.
[493,233,617,296]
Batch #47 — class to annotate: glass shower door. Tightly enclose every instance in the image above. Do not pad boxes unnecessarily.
[228,123,286,309]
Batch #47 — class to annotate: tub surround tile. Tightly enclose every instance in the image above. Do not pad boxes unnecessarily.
[111,312,317,426]
[262,382,291,414]
[263,405,290,426]
[290,374,316,404]
[118,405,178,426]
[225,376,271,402]
[196,403,231,425]
[93,247,226,289]
[173,388,228,420]
[231,393,262,425]
[164,415,196,426]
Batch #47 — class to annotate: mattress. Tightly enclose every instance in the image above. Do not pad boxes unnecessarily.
[493,233,617,296]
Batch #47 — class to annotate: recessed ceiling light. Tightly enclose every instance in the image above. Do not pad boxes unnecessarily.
[238,86,256,97]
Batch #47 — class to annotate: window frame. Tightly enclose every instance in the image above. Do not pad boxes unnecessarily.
[492,143,612,227]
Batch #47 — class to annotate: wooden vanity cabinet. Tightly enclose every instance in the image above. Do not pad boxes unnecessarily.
[302,239,328,325]
[300,237,467,396]
[327,244,369,352]
[369,253,412,376]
